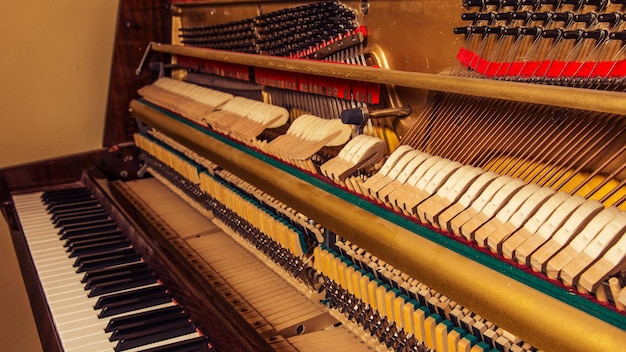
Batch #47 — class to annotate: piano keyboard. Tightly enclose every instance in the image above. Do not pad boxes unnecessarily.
[12,188,213,352]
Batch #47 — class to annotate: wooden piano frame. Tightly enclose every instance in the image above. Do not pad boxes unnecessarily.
[2,1,626,351]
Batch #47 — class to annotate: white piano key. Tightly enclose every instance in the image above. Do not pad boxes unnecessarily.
[12,191,203,352]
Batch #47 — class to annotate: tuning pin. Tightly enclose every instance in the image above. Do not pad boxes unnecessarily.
[501,0,524,9]
[461,12,480,22]
[539,0,562,8]
[503,27,523,36]
[562,29,584,40]
[495,12,514,21]
[552,11,575,24]
[541,28,563,39]
[561,0,587,9]
[583,29,606,41]
[598,12,621,26]
[463,0,486,9]
[454,26,472,35]
[574,12,597,25]
[522,26,541,36]
[512,11,533,22]
[609,30,626,41]
[532,11,553,23]
[471,26,489,34]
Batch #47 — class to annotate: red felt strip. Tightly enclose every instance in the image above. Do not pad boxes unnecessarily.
[457,47,626,79]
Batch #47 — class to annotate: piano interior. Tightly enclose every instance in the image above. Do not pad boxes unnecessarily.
[2,1,626,351]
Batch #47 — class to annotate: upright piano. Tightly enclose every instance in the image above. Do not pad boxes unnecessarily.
[2,1,626,351]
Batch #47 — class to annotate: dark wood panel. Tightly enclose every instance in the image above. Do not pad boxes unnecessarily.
[0,145,141,200]
[0,150,104,198]
[103,0,172,147]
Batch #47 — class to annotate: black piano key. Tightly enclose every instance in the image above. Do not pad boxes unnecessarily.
[84,263,152,288]
[136,336,211,352]
[99,293,173,318]
[94,283,165,306]
[50,200,101,213]
[43,190,93,202]
[34,188,218,349]
[110,313,190,341]
[93,285,169,309]
[53,205,107,217]
[66,231,126,245]
[46,199,99,213]
[82,261,150,283]
[54,211,110,227]
[73,246,136,265]
[75,248,141,272]
[42,186,89,195]
[64,230,125,248]
[114,321,197,351]
[88,273,157,297]
[52,206,105,222]
[76,253,141,273]
[42,188,93,203]
[63,230,128,243]
[57,218,116,232]
[105,305,184,333]
[60,223,119,239]
[68,238,131,258]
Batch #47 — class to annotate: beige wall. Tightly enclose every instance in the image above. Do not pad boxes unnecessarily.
[0,0,120,168]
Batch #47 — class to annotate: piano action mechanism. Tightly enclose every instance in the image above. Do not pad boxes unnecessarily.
[3,0,626,351]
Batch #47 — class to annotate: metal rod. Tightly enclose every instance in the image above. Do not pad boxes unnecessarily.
[150,43,626,116]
